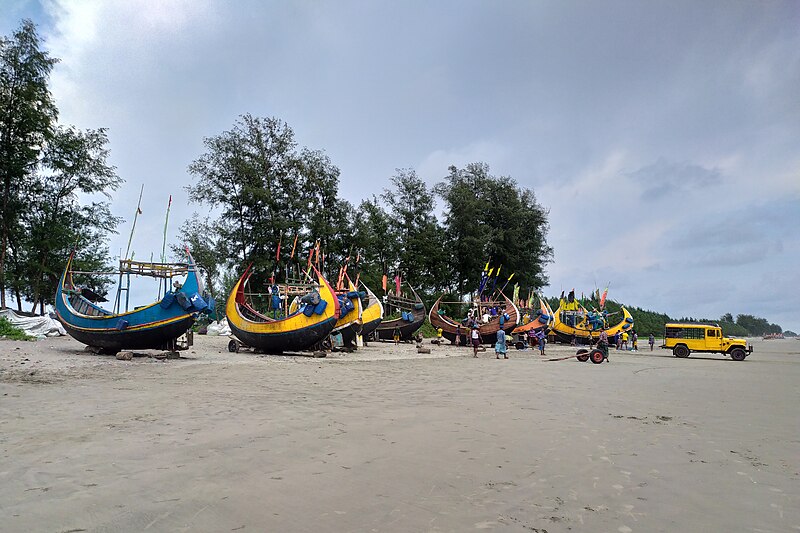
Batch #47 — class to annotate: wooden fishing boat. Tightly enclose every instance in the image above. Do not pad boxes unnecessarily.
[226,266,340,353]
[512,296,555,335]
[359,282,384,340]
[429,291,519,346]
[373,285,426,342]
[55,251,212,353]
[550,302,634,344]
[331,279,363,347]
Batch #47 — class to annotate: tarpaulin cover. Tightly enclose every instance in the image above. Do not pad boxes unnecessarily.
[0,309,66,337]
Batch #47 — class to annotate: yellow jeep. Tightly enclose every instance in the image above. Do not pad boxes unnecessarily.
[662,323,752,361]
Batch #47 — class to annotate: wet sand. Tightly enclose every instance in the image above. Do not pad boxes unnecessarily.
[1,335,798,532]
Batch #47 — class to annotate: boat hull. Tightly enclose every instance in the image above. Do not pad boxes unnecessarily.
[373,286,426,342]
[229,315,337,353]
[226,267,340,354]
[429,292,519,346]
[58,314,195,351]
[550,306,634,344]
[55,252,207,352]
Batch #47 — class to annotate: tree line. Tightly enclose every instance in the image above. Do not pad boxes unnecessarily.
[177,113,554,305]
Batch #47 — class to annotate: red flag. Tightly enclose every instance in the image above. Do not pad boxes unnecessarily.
[600,287,608,309]
[276,236,282,262]
[395,275,401,297]
[382,274,387,291]
[290,235,298,260]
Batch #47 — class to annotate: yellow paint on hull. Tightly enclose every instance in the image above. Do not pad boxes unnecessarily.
[360,283,383,326]
[226,269,339,335]
[551,304,634,340]
[332,280,362,333]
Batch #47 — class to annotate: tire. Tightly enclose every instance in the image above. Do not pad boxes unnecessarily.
[228,339,239,353]
[673,345,690,358]
[730,348,746,361]
[576,348,589,362]
[589,349,605,364]
[515,341,526,350]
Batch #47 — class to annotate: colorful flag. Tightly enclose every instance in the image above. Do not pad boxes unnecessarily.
[290,235,298,259]
[600,287,608,309]
[276,235,282,262]
[382,274,388,291]
[395,275,401,297]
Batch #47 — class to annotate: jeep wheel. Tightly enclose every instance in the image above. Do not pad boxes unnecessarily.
[576,348,589,362]
[228,339,239,353]
[589,349,605,364]
[673,345,690,358]
[730,348,746,361]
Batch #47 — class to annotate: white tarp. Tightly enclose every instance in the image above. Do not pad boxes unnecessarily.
[205,320,231,337]
[0,309,66,338]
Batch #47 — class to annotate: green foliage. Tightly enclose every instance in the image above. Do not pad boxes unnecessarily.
[435,163,552,295]
[186,114,353,289]
[418,318,438,339]
[1,20,121,313]
[0,19,59,308]
[0,316,34,340]
[735,313,782,336]
[784,330,796,337]
[351,196,398,290]
[382,169,447,293]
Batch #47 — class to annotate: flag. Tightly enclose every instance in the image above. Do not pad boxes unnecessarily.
[276,235,282,262]
[395,275,401,297]
[496,265,501,277]
[600,287,608,309]
[382,274,388,291]
[512,283,519,304]
[487,268,494,277]
[507,272,514,282]
[478,270,489,294]
[290,235,298,259]
[484,260,490,271]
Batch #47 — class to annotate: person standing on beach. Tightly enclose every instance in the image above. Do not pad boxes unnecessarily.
[648,333,655,351]
[537,328,546,355]
[614,331,621,350]
[621,331,629,350]
[455,324,462,346]
[632,331,638,351]
[495,328,508,359]
[471,325,481,357]
[393,325,400,345]
[598,327,609,361]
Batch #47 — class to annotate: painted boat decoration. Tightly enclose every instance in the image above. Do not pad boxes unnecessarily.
[512,296,555,334]
[226,266,340,353]
[55,251,212,353]
[373,285,426,342]
[359,282,384,340]
[429,291,519,346]
[550,302,634,344]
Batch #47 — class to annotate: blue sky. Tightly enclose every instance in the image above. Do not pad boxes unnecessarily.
[3,1,799,331]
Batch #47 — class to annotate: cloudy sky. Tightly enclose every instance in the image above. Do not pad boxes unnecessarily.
[3,1,799,331]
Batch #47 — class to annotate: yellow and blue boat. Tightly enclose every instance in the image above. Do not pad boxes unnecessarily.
[226,266,340,353]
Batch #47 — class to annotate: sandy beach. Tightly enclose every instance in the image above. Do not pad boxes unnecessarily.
[1,335,798,532]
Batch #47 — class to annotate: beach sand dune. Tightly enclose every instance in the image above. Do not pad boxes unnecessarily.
[1,336,798,531]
